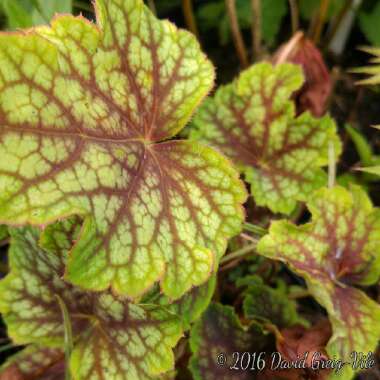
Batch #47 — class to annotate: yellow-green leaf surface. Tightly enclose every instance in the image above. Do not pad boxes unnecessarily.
[258,186,380,380]
[0,221,183,380]
[0,345,64,380]
[0,0,247,299]
[191,63,341,214]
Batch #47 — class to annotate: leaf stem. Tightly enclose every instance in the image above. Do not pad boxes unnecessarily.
[288,0,299,35]
[328,140,336,188]
[0,343,19,353]
[243,222,267,236]
[251,0,262,60]
[182,0,200,40]
[56,295,73,380]
[324,0,354,48]
[288,289,311,299]
[312,0,331,44]
[225,0,249,68]
[220,242,257,264]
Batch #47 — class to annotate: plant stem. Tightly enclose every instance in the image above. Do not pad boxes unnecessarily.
[0,343,17,354]
[182,0,200,40]
[147,0,157,15]
[312,0,331,44]
[225,0,249,68]
[56,295,73,380]
[325,0,353,47]
[288,289,311,299]
[220,242,257,264]
[328,140,336,188]
[288,0,299,34]
[243,222,267,236]
[251,0,262,61]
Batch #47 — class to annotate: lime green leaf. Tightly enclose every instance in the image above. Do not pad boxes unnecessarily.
[257,186,380,380]
[0,345,64,379]
[191,63,341,214]
[0,222,183,380]
[0,0,247,299]
[189,303,267,380]
[359,1,380,46]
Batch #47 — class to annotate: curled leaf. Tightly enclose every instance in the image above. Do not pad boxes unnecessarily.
[258,186,380,379]
[191,62,340,214]
[273,32,332,117]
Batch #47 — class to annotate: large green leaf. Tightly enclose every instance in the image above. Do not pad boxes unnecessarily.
[191,63,341,214]
[257,186,380,380]
[0,217,217,379]
[0,0,247,300]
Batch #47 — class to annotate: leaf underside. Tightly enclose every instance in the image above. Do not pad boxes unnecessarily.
[0,219,191,380]
[258,185,380,380]
[0,0,247,299]
[191,62,341,214]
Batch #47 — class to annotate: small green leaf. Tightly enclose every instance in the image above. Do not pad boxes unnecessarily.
[240,278,304,329]
[0,221,184,380]
[257,186,380,380]
[345,124,374,166]
[191,63,341,214]
[0,0,247,300]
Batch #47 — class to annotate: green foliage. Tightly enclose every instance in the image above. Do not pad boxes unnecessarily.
[299,0,344,20]
[0,0,247,300]
[0,0,72,28]
[197,0,287,46]
[0,1,379,379]
[258,186,380,380]
[0,219,216,379]
[359,0,380,46]
[238,275,306,329]
[191,62,341,214]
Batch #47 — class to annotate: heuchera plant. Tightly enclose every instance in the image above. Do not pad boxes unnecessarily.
[0,1,380,380]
